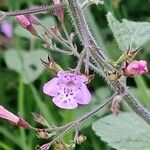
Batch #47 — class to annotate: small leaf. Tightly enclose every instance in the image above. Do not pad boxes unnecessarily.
[107,12,150,51]
[92,112,150,150]
[4,49,48,84]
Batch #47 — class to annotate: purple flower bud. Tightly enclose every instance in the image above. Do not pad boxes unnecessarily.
[43,71,91,109]
[123,60,148,76]
[16,15,31,28]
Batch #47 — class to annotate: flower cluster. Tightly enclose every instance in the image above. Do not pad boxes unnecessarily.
[43,71,91,109]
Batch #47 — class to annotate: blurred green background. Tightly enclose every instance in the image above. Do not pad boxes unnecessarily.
[0,0,150,149]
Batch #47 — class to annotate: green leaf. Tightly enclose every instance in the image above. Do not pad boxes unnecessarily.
[107,12,150,51]
[92,113,150,150]
[4,49,48,84]
[0,127,21,147]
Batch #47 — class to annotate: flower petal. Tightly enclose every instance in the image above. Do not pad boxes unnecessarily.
[0,105,19,123]
[76,84,91,104]
[52,96,78,109]
[43,78,60,97]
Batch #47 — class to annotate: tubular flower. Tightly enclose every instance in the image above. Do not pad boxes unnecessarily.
[16,15,38,36]
[43,71,91,109]
[0,105,30,128]
[123,60,148,76]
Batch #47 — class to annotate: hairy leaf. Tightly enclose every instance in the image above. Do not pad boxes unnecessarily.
[107,12,150,51]
[92,113,150,150]
[4,49,48,84]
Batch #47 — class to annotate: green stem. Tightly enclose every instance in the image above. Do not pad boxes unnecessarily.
[62,110,74,144]
[18,76,29,150]
[134,76,150,108]
[0,142,13,150]
[29,84,56,124]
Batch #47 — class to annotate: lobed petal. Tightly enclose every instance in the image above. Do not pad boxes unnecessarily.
[52,96,78,109]
[76,84,92,104]
[43,78,60,97]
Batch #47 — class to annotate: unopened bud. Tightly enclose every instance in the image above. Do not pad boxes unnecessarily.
[26,24,38,36]
[41,55,63,73]
[110,95,122,116]
[107,71,122,81]
[43,32,52,48]
[77,134,86,144]
[84,74,95,84]
[32,113,49,127]
[53,0,64,22]
[55,140,67,150]
[122,49,139,62]
[123,60,148,76]
[16,15,38,36]
[37,129,54,139]
[0,105,30,129]
[51,26,62,38]
[17,118,31,129]
[112,49,140,67]
[26,15,41,25]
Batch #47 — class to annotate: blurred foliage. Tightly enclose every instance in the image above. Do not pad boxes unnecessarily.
[92,113,150,150]
[0,0,150,150]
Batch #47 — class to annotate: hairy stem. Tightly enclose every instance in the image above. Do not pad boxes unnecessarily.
[65,0,150,125]
[5,4,65,17]
[48,94,116,146]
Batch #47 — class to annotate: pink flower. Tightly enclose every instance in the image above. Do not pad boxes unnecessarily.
[53,0,64,22]
[123,60,148,76]
[1,22,12,38]
[0,105,30,129]
[16,15,30,28]
[43,71,91,109]
[16,15,38,36]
